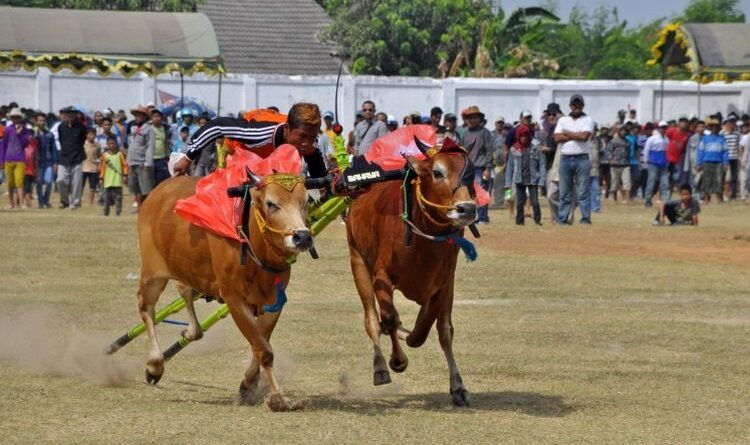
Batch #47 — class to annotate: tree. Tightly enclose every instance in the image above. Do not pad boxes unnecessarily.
[2,0,203,12]
[321,1,558,77]
[681,0,746,23]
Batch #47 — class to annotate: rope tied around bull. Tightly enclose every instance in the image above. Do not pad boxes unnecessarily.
[234,184,295,313]
[401,170,477,262]
[413,177,457,227]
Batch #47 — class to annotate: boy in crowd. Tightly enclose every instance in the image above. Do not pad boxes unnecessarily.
[22,136,37,208]
[99,136,128,216]
[171,126,190,153]
[34,112,57,208]
[82,127,101,206]
[654,184,700,226]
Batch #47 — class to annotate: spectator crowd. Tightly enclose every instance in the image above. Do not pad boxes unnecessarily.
[1,97,748,227]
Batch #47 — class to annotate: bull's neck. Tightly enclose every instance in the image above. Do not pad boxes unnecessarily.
[409,186,458,236]
[247,207,292,272]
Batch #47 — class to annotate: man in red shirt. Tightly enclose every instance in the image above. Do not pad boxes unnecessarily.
[665,116,690,190]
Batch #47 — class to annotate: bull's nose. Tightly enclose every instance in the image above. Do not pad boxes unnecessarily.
[455,202,477,217]
[292,229,313,250]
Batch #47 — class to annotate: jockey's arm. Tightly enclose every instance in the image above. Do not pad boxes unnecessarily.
[173,117,277,175]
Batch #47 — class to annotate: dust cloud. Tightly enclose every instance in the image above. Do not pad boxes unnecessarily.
[0,308,130,386]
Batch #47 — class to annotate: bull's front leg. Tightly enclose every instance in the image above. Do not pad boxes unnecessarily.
[435,286,471,407]
[226,297,303,411]
[239,310,281,405]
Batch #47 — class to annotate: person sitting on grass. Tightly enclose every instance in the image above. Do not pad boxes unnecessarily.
[654,184,700,226]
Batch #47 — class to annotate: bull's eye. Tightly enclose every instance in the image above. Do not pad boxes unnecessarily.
[266,200,280,211]
[433,169,444,179]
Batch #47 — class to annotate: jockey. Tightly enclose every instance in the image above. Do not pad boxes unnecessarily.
[172,103,327,179]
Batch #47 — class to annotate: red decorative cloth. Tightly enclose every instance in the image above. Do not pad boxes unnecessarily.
[174,144,303,241]
[364,125,490,207]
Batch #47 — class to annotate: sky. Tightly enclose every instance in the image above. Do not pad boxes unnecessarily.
[499,0,750,26]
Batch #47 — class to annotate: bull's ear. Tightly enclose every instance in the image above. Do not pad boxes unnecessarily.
[245,166,261,186]
[405,155,431,177]
[413,136,431,156]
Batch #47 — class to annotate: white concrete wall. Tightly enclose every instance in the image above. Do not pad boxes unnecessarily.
[1,68,749,132]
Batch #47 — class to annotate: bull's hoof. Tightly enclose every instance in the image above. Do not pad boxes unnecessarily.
[145,369,162,385]
[267,393,291,412]
[389,356,408,373]
[239,380,262,405]
[181,328,203,342]
[373,369,392,386]
[451,388,472,407]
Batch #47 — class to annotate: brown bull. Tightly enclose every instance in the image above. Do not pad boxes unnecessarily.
[345,139,478,406]
[136,172,312,411]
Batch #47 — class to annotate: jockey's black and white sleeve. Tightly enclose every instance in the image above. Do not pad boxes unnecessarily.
[184,117,278,161]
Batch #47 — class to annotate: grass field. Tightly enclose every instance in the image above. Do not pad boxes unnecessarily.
[1,195,749,444]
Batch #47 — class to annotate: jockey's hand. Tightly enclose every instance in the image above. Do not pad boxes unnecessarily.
[330,171,367,198]
[173,154,191,176]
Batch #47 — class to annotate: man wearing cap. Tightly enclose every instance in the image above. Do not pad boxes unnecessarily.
[127,105,155,211]
[643,121,670,207]
[56,106,87,209]
[554,94,595,224]
[666,116,690,189]
[720,115,741,200]
[322,110,336,142]
[697,118,728,203]
[459,105,494,223]
[353,100,388,156]
[0,108,31,209]
[149,108,172,187]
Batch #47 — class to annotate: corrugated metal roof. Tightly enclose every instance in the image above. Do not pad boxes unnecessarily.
[199,0,341,75]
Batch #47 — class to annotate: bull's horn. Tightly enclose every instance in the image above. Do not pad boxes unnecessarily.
[413,136,431,155]
[245,166,261,186]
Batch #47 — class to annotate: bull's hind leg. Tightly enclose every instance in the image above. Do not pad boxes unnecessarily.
[435,287,471,407]
[239,310,281,405]
[175,282,203,341]
[138,277,169,384]
[350,251,390,385]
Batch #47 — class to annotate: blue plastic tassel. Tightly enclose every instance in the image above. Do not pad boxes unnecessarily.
[263,276,288,313]
[447,235,478,262]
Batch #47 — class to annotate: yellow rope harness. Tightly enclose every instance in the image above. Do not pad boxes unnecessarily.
[413,178,456,227]
[252,205,296,237]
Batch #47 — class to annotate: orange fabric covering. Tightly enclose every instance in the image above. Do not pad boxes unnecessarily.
[174,144,303,241]
[364,125,490,207]
[224,109,288,159]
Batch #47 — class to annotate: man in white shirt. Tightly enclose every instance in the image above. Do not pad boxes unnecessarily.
[554,94,595,225]
[740,120,749,200]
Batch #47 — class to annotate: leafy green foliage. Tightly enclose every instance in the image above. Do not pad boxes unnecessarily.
[2,0,203,12]
[323,0,743,79]
[680,0,746,23]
